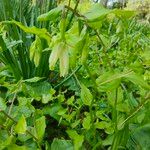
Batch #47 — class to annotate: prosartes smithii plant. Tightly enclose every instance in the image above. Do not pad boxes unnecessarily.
[0,1,150,150]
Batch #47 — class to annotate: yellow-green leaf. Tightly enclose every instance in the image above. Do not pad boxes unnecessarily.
[35,116,46,142]
[15,115,27,134]
[67,130,84,150]
[82,115,91,130]
[81,84,93,106]
[37,6,63,22]
[6,20,51,42]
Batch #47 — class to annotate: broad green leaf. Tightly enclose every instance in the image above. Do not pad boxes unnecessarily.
[127,124,150,150]
[15,115,27,134]
[37,6,63,22]
[35,116,46,142]
[96,71,133,91]
[81,83,93,106]
[82,115,91,130]
[124,73,150,90]
[42,89,55,104]
[23,81,52,101]
[0,97,6,110]
[51,138,73,150]
[0,135,14,150]
[7,144,27,150]
[5,20,51,42]
[94,121,110,129]
[43,104,63,120]
[112,9,135,19]
[116,102,130,113]
[84,4,111,22]
[67,130,84,150]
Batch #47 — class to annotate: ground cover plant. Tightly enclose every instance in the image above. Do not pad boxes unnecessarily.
[0,0,150,150]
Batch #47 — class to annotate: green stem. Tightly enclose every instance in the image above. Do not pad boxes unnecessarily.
[66,0,80,30]
[54,65,82,89]
[111,88,118,150]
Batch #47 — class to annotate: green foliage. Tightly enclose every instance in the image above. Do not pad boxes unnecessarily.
[0,1,150,150]
[15,115,27,134]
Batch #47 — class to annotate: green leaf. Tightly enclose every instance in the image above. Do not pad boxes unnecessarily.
[37,6,63,22]
[7,144,27,150]
[81,83,93,106]
[127,124,150,149]
[67,130,84,150]
[5,20,51,42]
[84,4,111,22]
[0,97,6,110]
[0,135,14,150]
[24,81,52,101]
[35,116,46,142]
[94,121,110,129]
[112,9,135,19]
[82,115,91,130]
[51,138,73,150]
[96,71,133,92]
[124,73,150,90]
[15,115,27,134]
[43,104,62,120]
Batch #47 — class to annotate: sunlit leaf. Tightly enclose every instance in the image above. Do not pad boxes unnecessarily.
[35,116,46,142]
[15,115,27,134]
[124,73,150,90]
[37,6,63,22]
[0,97,6,110]
[81,83,93,106]
[67,130,84,150]
[84,4,111,22]
[51,138,73,150]
[4,20,51,42]
[82,115,91,130]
